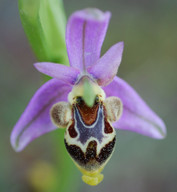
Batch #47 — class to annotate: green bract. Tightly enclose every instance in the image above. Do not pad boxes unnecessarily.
[18,0,68,64]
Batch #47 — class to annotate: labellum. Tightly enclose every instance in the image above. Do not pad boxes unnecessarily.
[50,76,122,185]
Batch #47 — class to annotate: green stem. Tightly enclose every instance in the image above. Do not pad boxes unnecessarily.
[18,0,80,191]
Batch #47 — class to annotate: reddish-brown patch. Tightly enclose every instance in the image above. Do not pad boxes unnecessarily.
[104,120,113,134]
[76,99,99,125]
[68,121,78,138]
[103,106,113,134]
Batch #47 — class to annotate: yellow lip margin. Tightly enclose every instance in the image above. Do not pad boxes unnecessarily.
[76,164,104,186]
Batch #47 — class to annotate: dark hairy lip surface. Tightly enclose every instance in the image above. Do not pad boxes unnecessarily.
[64,137,116,170]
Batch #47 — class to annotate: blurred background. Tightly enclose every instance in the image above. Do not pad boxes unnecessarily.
[0,0,177,191]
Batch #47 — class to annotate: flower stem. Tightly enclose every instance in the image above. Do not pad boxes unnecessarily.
[18,0,80,190]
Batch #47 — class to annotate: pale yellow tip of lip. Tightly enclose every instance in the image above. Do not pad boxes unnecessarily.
[82,173,104,186]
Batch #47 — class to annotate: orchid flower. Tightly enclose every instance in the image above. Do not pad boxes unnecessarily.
[11,8,166,186]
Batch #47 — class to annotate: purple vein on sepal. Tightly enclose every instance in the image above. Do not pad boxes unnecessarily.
[82,21,86,72]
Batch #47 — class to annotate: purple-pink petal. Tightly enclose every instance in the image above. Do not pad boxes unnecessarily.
[34,62,80,85]
[66,8,111,71]
[88,42,124,86]
[11,79,72,152]
[103,76,166,139]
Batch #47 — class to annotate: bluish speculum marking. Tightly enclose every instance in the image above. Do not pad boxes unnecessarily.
[74,103,104,144]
